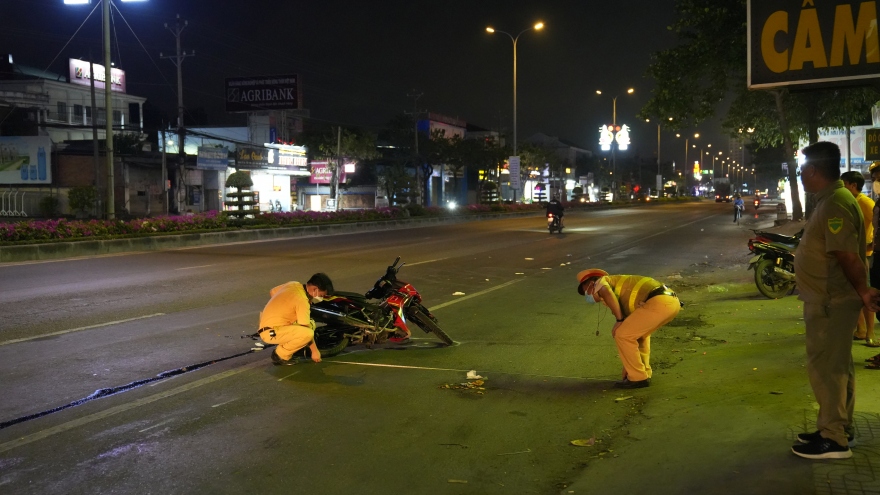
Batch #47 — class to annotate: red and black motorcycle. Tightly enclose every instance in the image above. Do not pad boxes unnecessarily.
[305,257,453,358]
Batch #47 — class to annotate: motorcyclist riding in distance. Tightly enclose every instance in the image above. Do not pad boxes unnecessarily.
[547,195,564,220]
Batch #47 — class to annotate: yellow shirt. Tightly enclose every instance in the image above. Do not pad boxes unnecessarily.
[259,282,311,329]
[595,274,664,317]
[856,192,875,256]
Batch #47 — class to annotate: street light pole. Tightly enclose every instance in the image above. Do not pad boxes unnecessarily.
[597,88,633,184]
[102,0,114,219]
[486,22,544,157]
[67,0,149,219]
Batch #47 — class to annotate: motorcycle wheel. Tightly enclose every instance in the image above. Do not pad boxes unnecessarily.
[409,308,454,345]
[298,325,350,358]
[753,258,794,299]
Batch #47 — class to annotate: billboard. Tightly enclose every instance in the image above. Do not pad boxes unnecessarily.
[235,144,309,175]
[68,58,126,93]
[0,136,52,185]
[309,161,347,184]
[196,147,229,171]
[225,75,299,112]
[748,0,880,88]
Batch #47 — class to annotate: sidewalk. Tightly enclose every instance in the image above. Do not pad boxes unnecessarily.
[565,215,880,495]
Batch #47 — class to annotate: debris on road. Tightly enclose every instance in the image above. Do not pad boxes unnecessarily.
[440,379,486,394]
[570,438,596,447]
[452,291,465,296]
[769,391,784,395]
[497,448,531,455]
[466,370,484,380]
[448,479,468,484]
[614,396,633,402]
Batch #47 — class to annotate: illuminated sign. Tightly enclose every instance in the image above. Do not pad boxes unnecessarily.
[599,124,631,151]
[68,58,126,93]
[599,125,614,151]
[235,144,309,175]
[225,75,299,112]
[0,136,52,185]
[309,161,348,184]
[615,124,631,151]
[748,0,880,88]
[196,147,229,171]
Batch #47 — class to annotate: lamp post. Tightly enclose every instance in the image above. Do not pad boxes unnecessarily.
[65,0,147,219]
[486,22,544,157]
[596,88,634,181]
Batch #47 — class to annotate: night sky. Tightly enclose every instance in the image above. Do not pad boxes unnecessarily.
[1,0,727,163]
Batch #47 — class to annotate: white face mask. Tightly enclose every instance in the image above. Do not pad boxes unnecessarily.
[584,293,596,304]
[873,182,880,195]
[311,296,323,303]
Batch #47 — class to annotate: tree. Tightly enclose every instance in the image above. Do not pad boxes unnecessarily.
[640,0,880,220]
[300,124,379,203]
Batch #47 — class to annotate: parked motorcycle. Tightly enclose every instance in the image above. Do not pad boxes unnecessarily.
[547,213,563,234]
[305,257,453,358]
[747,229,800,298]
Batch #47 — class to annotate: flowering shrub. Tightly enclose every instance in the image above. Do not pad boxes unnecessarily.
[0,202,549,244]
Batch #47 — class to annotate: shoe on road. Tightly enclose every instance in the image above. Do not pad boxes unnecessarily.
[796,430,856,448]
[791,438,852,459]
[271,350,296,366]
[614,378,650,389]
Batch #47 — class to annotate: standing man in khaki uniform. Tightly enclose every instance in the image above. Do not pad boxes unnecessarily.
[792,142,880,460]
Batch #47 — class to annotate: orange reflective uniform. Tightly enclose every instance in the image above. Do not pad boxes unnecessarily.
[258,282,314,360]
[594,275,681,382]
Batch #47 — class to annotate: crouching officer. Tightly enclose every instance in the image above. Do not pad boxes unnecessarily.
[577,269,681,389]
[258,273,334,365]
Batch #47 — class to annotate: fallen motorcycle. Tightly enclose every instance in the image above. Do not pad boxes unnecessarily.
[304,257,453,358]
[747,229,800,299]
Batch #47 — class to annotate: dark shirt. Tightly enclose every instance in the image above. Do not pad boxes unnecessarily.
[547,200,564,215]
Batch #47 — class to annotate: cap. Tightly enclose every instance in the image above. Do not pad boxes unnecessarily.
[576,268,609,295]
[870,161,880,173]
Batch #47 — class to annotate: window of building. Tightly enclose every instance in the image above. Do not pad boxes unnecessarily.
[73,104,83,119]
[56,102,67,121]
[113,110,121,125]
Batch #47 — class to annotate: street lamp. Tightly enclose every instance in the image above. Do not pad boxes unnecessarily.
[486,21,544,157]
[596,88,634,181]
[65,0,147,220]
[677,132,698,195]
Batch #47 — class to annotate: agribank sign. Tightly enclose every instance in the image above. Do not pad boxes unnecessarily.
[225,75,299,112]
[748,0,880,88]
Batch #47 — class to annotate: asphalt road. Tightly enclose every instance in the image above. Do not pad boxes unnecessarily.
[4,200,870,495]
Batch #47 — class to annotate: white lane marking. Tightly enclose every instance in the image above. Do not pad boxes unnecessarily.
[330,361,472,372]
[329,360,614,381]
[175,264,216,271]
[138,418,174,432]
[429,279,524,311]
[0,313,166,347]
[407,258,447,266]
[0,360,264,454]
[211,399,238,408]
[277,371,300,381]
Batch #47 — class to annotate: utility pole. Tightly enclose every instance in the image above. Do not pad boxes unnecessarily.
[160,15,194,214]
[405,90,427,204]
